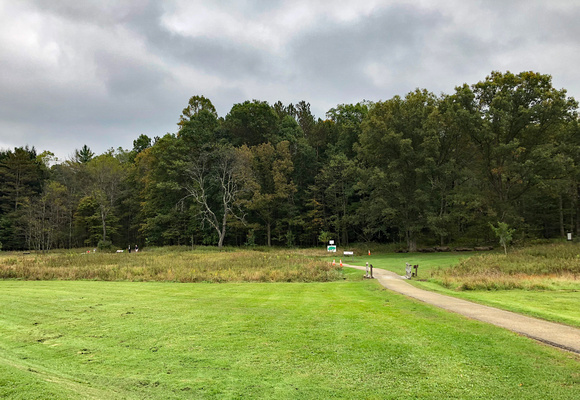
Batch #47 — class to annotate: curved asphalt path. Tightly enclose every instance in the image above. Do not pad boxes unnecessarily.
[344,264,580,354]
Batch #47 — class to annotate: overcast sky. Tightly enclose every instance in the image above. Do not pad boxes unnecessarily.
[1,0,579,160]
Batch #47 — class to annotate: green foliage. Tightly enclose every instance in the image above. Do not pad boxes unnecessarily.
[2,72,580,250]
[0,147,47,250]
[246,141,296,246]
[285,229,295,247]
[74,145,94,164]
[357,89,447,250]
[318,230,332,244]
[326,101,370,157]
[86,153,128,242]
[74,196,102,246]
[132,134,151,154]
[224,100,279,146]
[490,221,515,254]
[467,71,577,225]
[245,229,256,247]
[178,95,218,128]
[183,144,255,248]
[23,181,68,251]
[97,239,113,251]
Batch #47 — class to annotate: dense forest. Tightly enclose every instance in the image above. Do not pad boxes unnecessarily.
[1,71,579,251]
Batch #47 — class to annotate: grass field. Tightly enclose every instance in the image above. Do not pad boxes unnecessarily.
[409,281,580,328]
[337,251,476,277]
[342,245,580,327]
[430,244,580,290]
[1,274,578,399]
[0,247,339,283]
[0,246,578,398]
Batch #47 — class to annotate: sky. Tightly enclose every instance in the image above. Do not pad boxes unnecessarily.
[1,0,579,161]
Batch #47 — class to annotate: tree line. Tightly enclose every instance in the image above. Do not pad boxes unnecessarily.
[1,71,579,251]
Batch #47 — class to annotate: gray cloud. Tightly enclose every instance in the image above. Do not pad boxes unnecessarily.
[1,0,580,159]
[286,4,448,102]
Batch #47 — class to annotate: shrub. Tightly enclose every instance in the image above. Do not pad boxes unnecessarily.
[430,243,580,291]
[490,222,515,255]
[285,230,295,248]
[97,240,114,252]
[245,229,256,247]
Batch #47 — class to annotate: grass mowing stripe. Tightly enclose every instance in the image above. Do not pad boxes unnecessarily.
[0,352,122,400]
[0,280,578,399]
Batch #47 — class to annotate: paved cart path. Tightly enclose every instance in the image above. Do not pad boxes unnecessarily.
[344,264,580,354]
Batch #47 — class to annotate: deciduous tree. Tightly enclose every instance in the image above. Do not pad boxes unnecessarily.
[183,145,253,248]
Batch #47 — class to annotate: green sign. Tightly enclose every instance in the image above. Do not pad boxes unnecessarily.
[327,245,337,252]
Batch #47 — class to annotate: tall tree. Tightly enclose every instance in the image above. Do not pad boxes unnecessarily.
[314,152,358,246]
[422,90,478,245]
[51,157,91,248]
[247,141,296,246]
[183,145,253,248]
[358,89,442,251]
[86,153,127,243]
[296,101,315,139]
[326,101,371,158]
[0,147,45,213]
[224,100,279,146]
[23,181,68,251]
[0,147,46,249]
[136,134,192,246]
[466,71,578,224]
[74,145,94,164]
[132,134,152,154]
[178,95,218,128]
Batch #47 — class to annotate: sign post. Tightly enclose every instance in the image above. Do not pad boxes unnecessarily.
[327,240,336,252]
[343,250,354,263]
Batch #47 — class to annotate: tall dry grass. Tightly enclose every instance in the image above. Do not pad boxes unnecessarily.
[430,243,580,291]
[0,248,341,283]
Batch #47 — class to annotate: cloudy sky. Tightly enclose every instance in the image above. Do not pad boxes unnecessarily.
[1,0,579,160]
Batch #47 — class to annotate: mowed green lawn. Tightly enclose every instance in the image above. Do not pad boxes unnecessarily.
[345,251,580,328]
[411,281,580,328]
[1,274,578,399]
[341,252,476,276]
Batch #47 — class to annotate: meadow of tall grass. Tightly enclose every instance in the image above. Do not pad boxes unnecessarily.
[0,247,340,283]
[430,243,580,290]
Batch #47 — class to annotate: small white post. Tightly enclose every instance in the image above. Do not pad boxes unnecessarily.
[405,263,412,279]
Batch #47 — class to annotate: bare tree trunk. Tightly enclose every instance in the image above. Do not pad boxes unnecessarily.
[101,209,107,241]
[218,207,227,248]
[267,223,271,247]
[69,210,73,248]
[559,194,565,237]
[184,147,250,249]
[576,184,580,236]
[406,229,417,252]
